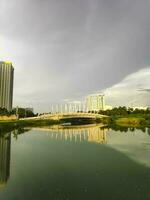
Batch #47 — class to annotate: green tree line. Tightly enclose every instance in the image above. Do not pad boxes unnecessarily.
[0,107,37,118]
[89,106,150,116]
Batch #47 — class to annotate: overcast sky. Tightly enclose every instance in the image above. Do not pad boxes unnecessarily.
[0,0,150,112]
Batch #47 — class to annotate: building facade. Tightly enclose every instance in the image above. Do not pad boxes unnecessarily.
[86,94,105,112]
[0,61,14,111]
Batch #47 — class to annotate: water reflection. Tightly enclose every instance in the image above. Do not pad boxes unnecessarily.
[0,133,11,187]
[0,125,150,200]
[32,125,108,144]
[0,128,30,188]
[2,125,107,189]
[0,125,149,189]
[32,125,150,143]
[108,125,150,133]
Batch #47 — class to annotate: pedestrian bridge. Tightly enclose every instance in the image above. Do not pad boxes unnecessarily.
[29,112,108,120]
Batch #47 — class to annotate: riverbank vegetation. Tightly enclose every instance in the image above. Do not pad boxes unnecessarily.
[100,114,150,126]
[96,107,150,127]
[0,106,150,129]
[0,107,37,118]
[97,106,150,116]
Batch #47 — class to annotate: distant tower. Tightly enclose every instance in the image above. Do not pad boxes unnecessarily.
[0,61,14,111]
[86,94,105,112]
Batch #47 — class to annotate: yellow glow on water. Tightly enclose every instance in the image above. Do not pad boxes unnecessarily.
[0,182,7,189]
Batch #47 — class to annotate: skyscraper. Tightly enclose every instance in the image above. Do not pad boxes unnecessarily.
[86,94,105,112]
[0,61,14,111]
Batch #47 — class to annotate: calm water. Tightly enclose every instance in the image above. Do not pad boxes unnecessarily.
[0,125,150,200]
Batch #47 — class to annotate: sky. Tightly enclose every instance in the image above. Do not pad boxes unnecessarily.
[0,0,150,112]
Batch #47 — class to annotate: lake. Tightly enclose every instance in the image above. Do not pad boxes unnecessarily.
[0,124,150,200]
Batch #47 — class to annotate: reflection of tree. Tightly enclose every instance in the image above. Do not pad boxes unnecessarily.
[109,124,150,135]
[0,125,15,136]
[147,128,150,135]
[12,128,31,140]
[129,127,135,132]
[0,124,30,137]
[137,126,146,133]
[108,124,128,132]
[0,133,11,187]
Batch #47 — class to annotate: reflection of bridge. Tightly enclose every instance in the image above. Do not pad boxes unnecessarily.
[21,112,108,121]
[32,125,108,144]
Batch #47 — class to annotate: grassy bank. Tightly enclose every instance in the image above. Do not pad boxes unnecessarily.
[96,114,150,127]
[111,114,150,127]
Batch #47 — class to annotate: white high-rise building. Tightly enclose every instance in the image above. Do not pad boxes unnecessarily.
[86,94,105,112]
[0,61,14,111]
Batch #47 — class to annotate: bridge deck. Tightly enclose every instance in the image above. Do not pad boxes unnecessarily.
[20,113,108,121]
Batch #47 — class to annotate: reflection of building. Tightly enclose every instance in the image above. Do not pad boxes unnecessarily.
[0,133,11,187]
[86,94,105,112]
[32,125,108,144]
[0,61,14,111]
[87,127,107,144]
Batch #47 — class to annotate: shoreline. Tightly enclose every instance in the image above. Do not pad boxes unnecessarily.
[111,115,150,127]
[0,114,150,129]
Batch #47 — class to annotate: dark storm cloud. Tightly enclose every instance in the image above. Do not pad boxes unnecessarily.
[0,0,150,111]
